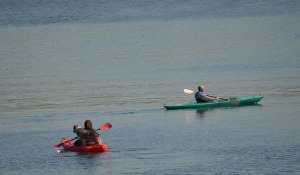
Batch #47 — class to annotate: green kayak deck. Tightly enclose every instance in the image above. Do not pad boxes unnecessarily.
[164,96,263,110]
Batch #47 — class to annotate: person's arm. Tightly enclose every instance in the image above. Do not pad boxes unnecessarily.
[202,94,219,102]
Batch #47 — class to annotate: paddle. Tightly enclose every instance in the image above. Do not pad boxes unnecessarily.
[184,89,227,100]
[53,122,112,149]
[183,89,240,105]
[183,89,194,94]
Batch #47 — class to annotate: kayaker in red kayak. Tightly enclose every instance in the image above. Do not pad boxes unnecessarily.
[84,120,102,145]
[195,85,220,103]
[73,120,102,147]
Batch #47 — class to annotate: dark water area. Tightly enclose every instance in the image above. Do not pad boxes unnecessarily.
[1,0,300,174]
[1,0,300,26]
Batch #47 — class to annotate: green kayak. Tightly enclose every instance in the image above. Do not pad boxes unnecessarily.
[164,96,263,110]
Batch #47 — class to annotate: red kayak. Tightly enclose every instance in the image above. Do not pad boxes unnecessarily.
[61,138,107,153]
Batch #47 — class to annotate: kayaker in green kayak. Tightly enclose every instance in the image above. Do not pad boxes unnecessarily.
[195,85,220,103]
[73,120,102,147]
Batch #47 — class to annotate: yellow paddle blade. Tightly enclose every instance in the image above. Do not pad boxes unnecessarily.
[184,89,194,94]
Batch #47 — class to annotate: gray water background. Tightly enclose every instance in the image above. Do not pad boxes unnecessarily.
[1,0,300,174]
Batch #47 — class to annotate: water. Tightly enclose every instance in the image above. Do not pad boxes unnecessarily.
[1,0,300,174]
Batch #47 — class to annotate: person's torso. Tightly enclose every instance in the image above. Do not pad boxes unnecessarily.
[195,91,204,99]
[195,91,206,102]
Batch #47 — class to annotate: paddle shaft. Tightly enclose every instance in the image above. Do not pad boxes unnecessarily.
[185,89,229,100]
[54,137,77,148]
[184,88,239,102]
[184,88,240,105]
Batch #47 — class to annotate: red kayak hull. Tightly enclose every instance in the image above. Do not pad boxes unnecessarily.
[61,138,107,153]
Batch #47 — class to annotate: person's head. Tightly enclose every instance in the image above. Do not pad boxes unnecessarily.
[198,85,204,92]
[84,120,93,130]
[73,125,80,133]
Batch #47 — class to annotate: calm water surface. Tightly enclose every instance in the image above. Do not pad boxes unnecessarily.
[1,0,300,174]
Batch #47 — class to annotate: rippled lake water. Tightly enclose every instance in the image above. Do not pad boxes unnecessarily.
[1,0,300,174]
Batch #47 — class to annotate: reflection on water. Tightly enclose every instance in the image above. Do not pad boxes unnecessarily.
[191,103,265,120]
[58,151,111,174]
[196,109,208,119]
